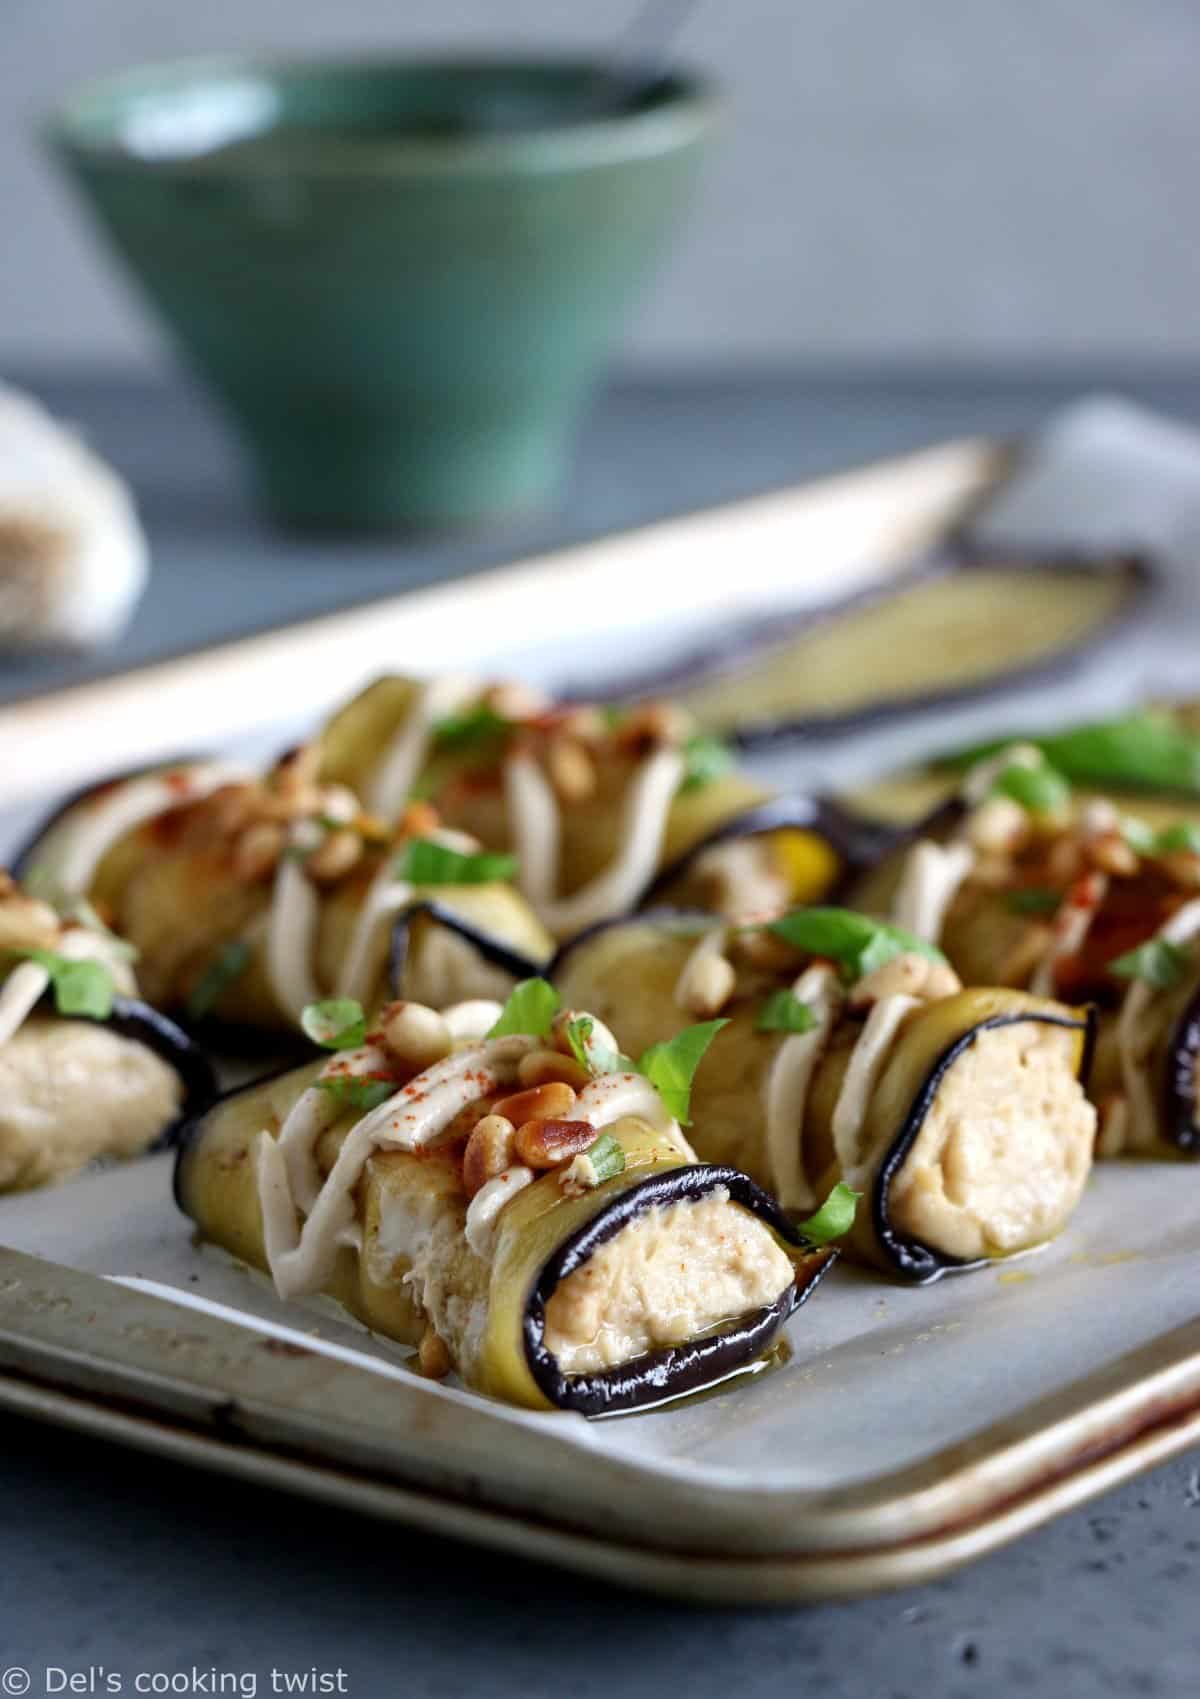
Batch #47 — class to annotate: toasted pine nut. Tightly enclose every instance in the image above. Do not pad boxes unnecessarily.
[491,1080,576,1127]
[546,736,596,804]
[558,706,608,744]
[317,784,360,825]
[1087,832,1138,877]
[305,827,363,883]
[232,821,286,882]
[416,1326,452,1379]
[398,800,442,839]
[380,1001,453,1072]
[462,1114,517,1197]
[517,1048,591,1090]
[676,950,737,1018]
[922,960,963,1001]
[0,892,61,952]
[514,1118,597,1169]
[966,796,1029,855]
[851,950,932,1006]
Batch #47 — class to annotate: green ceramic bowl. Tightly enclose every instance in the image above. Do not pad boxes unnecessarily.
[48,56,714,531]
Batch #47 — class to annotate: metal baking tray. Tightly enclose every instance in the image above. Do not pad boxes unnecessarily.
[0,434,1196,1604]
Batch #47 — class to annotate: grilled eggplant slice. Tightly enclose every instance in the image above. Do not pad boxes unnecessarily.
[15,752,553,1040]
[175,996,836,1415]
[586,551,1152,749]
[0,873,215,1190]
[554,911,1096,1281]
[314,675,862,936]
[843,743,1200,1158]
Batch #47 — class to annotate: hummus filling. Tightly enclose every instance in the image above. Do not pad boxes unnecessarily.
[887,1019,1095,1261]
[0,1014,181,1190]
[542,1187,795,1376]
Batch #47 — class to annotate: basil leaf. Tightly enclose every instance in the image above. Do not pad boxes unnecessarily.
[755,989,817,1033]
[315,1076,397,1114]
[1109,936,1189,989]
[186,939,252,1020]
[795,1181,860,1246]
[991,762,1071,816]
[395,838,518,887]
[487,978,560,1039]
[679,732,734,794]
[768,908,947,983]
[1006,887,1063,915]
[23,949,115,1020]
[581,1131,626,1184]
[301,997,367,1051]
[1154,822,1200,855]
[637,1019,727,1124]
[954,713,1200,796]
[564,1014,632,1077]
[432,706,511,751]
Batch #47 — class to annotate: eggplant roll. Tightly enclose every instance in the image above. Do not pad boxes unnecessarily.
[17,748,552,1037]
[314,674,865,936]
[175,999,834,1414]
[847,743,1200,1158]
[554,914,1096,1280]
[0,870,213,1189]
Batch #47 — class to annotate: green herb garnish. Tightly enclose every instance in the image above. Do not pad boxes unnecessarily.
[563,1014,628,1077]
[396,838,518,887]
[795,1181,860,1246]
[432,706,512,751]
[952,713,1200,797]
[755,989,817,1034]
[990,762,1071,816]
[1006,887,1063,915]
[301,997,367,1051]
[487,978,561,1039]
[637,1020,728,1125]
[1153,822,1200,855]
[17,949,115,1020]
[579,1131,626,1184]
[767,908,948,984]
[186,939,251,1020]
[1109,937,1189,989]
[679,732,735,794]
[315,1076,397,1114]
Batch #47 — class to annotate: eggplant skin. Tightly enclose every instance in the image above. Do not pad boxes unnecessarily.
[583,551,1153,750]
[523,1165,836,1416]
[387,900,547,998]
[10,755,201,882]
[99,995,219,1138]
[1163,986,1200,1155]
[874,1007,1097,1284]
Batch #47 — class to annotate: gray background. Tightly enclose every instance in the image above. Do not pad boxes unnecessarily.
[5,0,1200,371]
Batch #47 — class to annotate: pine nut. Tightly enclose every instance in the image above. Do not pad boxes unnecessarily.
[922,960,963,1001]
[517,1048,591,1090]
[380,1001,453,1072]
[462,1114,517,1197]
[1087,832,1138,877]
[232,821,286,882]
[851,951,932,1006]
[546,736,596,803]
[416,1326,452,1379]
[490,1081,576,1127]
[676,950,737,1018]
[514,1117,597,1169]
[966,796,1029,855]
[305,827,363,883]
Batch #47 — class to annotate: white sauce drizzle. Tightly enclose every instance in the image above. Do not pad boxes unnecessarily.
[366,674,481,820]
[832,993,922,1185]
[36,761,249,903]
[891,840,975,943]
[762,964,843,1211]
[505,746,686,936]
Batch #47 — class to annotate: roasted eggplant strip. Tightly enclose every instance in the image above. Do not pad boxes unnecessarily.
[313,675,852,937]
[844,742,1200,1157]
[16,748,553,1040]
[175,990,838,1414]
[0,871,215,1190]
[554,910,1096,1281]
[582,552,1152,749]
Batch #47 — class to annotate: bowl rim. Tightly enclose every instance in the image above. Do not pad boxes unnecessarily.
[45,50,718,177]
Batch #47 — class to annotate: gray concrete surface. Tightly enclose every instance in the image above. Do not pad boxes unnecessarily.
[4,0,1200,369]
[1,369,1199,1696]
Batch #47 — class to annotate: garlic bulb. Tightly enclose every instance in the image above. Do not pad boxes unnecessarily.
[0,383,148,649]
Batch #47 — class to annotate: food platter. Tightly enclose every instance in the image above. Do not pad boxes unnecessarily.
[1,431,1199,1604]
